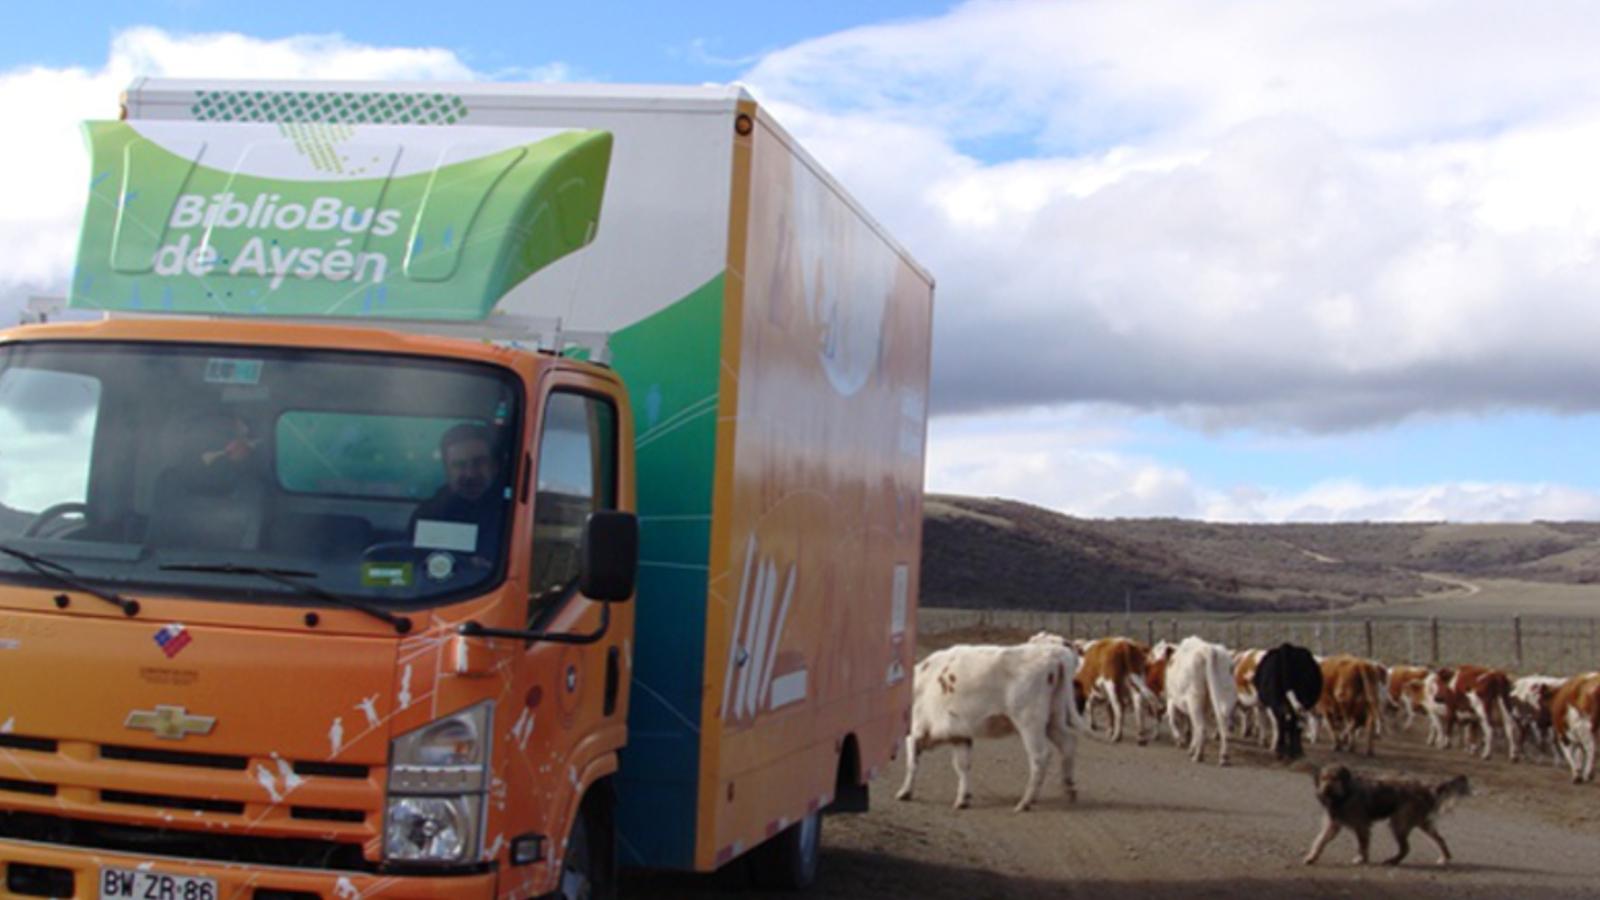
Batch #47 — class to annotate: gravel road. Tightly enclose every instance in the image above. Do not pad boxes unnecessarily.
[627,637,1599,898]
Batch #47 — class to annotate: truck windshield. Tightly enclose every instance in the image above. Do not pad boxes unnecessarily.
[0,340,521,610]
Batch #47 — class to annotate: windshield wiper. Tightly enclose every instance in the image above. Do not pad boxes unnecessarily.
[0,543,141,617]
[158,562,412,634]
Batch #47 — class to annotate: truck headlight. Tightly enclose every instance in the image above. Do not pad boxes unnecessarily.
[385,702,493,865]
[385,795,482,863]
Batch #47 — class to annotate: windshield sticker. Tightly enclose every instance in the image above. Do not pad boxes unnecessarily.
[0,639,18,651]
[425,552,456,582]
[414,519,478,553]
[361,562,414,588]
[203,358,263,385]
[152,624,192,659]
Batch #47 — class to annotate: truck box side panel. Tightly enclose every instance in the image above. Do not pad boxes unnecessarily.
[695,106,933,869]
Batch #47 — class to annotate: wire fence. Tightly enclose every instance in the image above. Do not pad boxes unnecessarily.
[919,607,1600,675]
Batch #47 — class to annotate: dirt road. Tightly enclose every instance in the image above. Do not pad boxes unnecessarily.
[627,639,1599,898]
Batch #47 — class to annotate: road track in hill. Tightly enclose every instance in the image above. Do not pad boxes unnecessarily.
[626,717,1599,899]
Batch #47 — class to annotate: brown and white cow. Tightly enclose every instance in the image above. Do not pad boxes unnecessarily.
[1316,655,1383,756]
[1508,675,1564,765]
[1428,665,1519,762]
[1384,665,1432,735]
[897,641,1088,811]
[1232,648,1268,745]
[1070,636,1160,744]
[1551,671,1600,784]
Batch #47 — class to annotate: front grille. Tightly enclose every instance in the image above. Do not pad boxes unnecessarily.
[0,778,56,797]
[0,733,383,871]
[292,760,369,779]
[101,744,248,771]
[0,734,56,753]
[290,806,365,823]
[102,789,246,815]
[6,862,74,898]
[0,810,371,872]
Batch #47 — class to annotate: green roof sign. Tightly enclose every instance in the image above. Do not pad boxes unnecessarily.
[70,120,611,320]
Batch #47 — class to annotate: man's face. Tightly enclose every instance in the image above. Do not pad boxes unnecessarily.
[443,438,497,502]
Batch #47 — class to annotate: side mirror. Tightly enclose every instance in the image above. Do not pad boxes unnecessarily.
[580,510,638,602]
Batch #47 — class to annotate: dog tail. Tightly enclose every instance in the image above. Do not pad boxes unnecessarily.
[1433,774,1471,810]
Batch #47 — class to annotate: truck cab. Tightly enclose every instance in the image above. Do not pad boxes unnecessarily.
[0,315,637,898]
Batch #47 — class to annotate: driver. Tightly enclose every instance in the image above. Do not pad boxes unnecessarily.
[409,423,507,557]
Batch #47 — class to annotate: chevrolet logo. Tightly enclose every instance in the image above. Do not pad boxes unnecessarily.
[125,705,216,741]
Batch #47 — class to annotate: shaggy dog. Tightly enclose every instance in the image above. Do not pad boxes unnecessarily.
[1302,765,1470,866]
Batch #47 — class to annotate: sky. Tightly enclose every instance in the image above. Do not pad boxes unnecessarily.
[5,0,1600,522]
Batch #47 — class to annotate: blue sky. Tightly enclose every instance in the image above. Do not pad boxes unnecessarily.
[6,1,1600,522]
[0,2,944,80]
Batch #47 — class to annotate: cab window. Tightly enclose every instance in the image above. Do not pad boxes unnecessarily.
[529,391,617,616]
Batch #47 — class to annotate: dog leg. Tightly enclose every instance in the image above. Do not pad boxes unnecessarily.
[1351,824,1371,865]
[1383,821,1412,866]
[1302,816,1341,865]
[1420,820,1452,866]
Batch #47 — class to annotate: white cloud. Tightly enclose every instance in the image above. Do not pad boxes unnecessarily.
[928,410,1600,522]
[0,27,537,317]
[741,0,1600,430]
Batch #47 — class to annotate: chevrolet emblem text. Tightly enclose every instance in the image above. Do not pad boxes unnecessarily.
[124,705,216,741]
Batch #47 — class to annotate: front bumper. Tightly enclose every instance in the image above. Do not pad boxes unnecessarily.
[0,838,497,899]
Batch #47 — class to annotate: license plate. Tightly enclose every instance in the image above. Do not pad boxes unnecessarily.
[99,867,217,900]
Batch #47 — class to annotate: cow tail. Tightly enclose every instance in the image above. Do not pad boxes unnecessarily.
[1207,649,1238,719]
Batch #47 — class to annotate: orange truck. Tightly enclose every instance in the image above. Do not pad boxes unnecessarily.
[0,81,932,898]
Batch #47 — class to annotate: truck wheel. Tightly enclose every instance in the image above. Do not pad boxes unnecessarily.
[554,791,616,900]
[746,808,821,890]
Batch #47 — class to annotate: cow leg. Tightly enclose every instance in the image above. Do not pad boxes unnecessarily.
[1214,699,1232,767]
[1420,821,1451,866]
[1047,717,1077,803]
[1302,816,1341,865]
[1364,712,1376,757]
[1098,680,1122,743]
[1499,697,1519,763]
[1129,681,1150,746]
[1559,734,1584,783]
[950,740,974,809]
[1015,725,1053,812]
[894,733,919,801]
[1581,726,1598,783]
[1165,699,1183,749]
[1468,695,1493,760]
[1189,703,1207,764]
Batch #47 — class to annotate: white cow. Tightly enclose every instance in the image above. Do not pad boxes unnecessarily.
[1162,636,1239,766]
[896,641,1087,811]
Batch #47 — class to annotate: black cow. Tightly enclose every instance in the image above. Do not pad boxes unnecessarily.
[1255,643,1323,761]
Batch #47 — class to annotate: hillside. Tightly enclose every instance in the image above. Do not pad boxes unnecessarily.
[919,494,1600,612]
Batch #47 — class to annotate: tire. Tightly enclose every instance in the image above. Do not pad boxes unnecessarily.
[746,808,822,891]
[551,790,617,900]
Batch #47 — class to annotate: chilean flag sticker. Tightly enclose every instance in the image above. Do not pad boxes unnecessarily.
[153,624,192,659]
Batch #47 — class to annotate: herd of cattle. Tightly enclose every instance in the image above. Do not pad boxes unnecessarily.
[896,632,1600,810]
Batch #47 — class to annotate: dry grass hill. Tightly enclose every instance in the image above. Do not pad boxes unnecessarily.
[919,494,1600,612]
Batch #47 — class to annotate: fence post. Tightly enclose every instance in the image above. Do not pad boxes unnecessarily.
[1364,620,1374,659]
[1591,619,1596,661]
[1103,617,1112,638]
[1169,619,1178,642]
[1233,620,1242,649]
[1430,617,1440,665]
[1513,616,1523,668]
[1146,618,1155,647]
